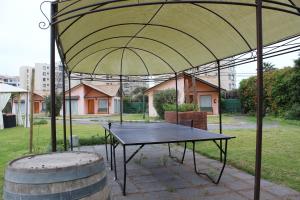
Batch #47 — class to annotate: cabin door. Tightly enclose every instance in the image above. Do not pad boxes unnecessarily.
[87,99,94,114]
[34,102,39,113]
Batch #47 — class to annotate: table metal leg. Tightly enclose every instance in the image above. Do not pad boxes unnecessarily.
[193,139,228,184]
[110,133,113,171]
[123,145,127,195]
[115,144,144,196]
[169,142,187,164]
[113,137,118,180]
[105,129,108,161]
[181,142,187,163]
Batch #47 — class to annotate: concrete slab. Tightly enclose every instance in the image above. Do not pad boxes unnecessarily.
[75,144,300,200]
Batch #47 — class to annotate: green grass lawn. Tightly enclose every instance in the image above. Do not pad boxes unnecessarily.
[207,114,238,124]
[0,114,299,198]
[190,124,300,192]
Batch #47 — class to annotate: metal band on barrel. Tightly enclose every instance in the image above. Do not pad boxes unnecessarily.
[4,176,108,200]
[5,161,105,184]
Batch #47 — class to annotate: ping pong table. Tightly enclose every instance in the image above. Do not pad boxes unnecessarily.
[101,122,235,195]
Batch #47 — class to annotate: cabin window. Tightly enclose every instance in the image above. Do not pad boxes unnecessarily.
[199,95,213,112]
[98,99,108,113]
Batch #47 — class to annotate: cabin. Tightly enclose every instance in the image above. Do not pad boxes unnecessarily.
[64,82,121,115]
[145,73,225,117]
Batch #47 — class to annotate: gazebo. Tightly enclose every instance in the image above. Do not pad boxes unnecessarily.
[42,1,300,199]
[0,83,28,129]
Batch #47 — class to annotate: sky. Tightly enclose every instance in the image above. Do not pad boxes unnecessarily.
[0,0,299,85]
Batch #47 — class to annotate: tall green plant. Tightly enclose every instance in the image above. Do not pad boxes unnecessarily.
[239,76,256,114]
[153,89,176,119]
[45,93,62,117]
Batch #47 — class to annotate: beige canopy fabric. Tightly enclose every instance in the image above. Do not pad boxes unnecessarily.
[54,0,300,76]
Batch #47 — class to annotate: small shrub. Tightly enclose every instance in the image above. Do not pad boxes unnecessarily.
[79,135,106,146]
[47,135,106,152]
[33,119,48,125]
[285,103,300,120]
[153,89,176,119]
[163,103,198,112]
[57,139,69,152]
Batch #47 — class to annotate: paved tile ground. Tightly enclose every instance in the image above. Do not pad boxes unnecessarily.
[75,145,300,200]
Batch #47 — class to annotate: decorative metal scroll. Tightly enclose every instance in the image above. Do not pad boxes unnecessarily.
[39,1,52,29]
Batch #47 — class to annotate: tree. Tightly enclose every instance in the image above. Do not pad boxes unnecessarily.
[294,54,300,69]
[263,62,276,72]
[239,76,256,114]
[130,86,148,102]
[153,89,176,119]
[45,93,62,117]
[239,64,300,118]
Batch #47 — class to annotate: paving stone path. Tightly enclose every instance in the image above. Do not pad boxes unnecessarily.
[75,145,300,200]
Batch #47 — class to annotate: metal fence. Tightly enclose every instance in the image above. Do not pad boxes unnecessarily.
[123,102,147,113]
[222,99,241,113]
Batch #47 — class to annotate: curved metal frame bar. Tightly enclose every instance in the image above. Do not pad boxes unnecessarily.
[90,47,150,76]
[71,46,177,73]
[64,23,218,60]
[92,48,123,74]
[67,45,300,77]
[120,4,164,77]
[59,1,122,36]
[52,1,300,24]
[192,3,253,51]
[125,48,150,75]
[66,35,194,69]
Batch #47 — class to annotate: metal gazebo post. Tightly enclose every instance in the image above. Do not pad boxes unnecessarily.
[50,2,57,152]
[142,93,145,119]
[254,0,264,199]
[217,60,223,162]
[62,65,67,151]
[120,75,123,123]
[68,72,73,151]
[175,72,179,124]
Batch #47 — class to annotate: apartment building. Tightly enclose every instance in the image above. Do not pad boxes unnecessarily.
[0,75,20,87]
[149,58,237,92]
[19,66,33,92]
[197,66,236,91]
[19,62,64,94]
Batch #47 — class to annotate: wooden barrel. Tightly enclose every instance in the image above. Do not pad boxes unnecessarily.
[3,152,110,200]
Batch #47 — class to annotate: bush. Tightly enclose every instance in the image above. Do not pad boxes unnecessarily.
[79,135,106,146]
[163,103,198,112]
[285,103,300,120]
[47,135,106,152]
[45,93,62,116]
[153,89,176,119]
[33,119,48,125]
[239,62,300,116]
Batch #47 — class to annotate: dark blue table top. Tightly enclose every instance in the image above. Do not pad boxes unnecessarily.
[101,122,235,145]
